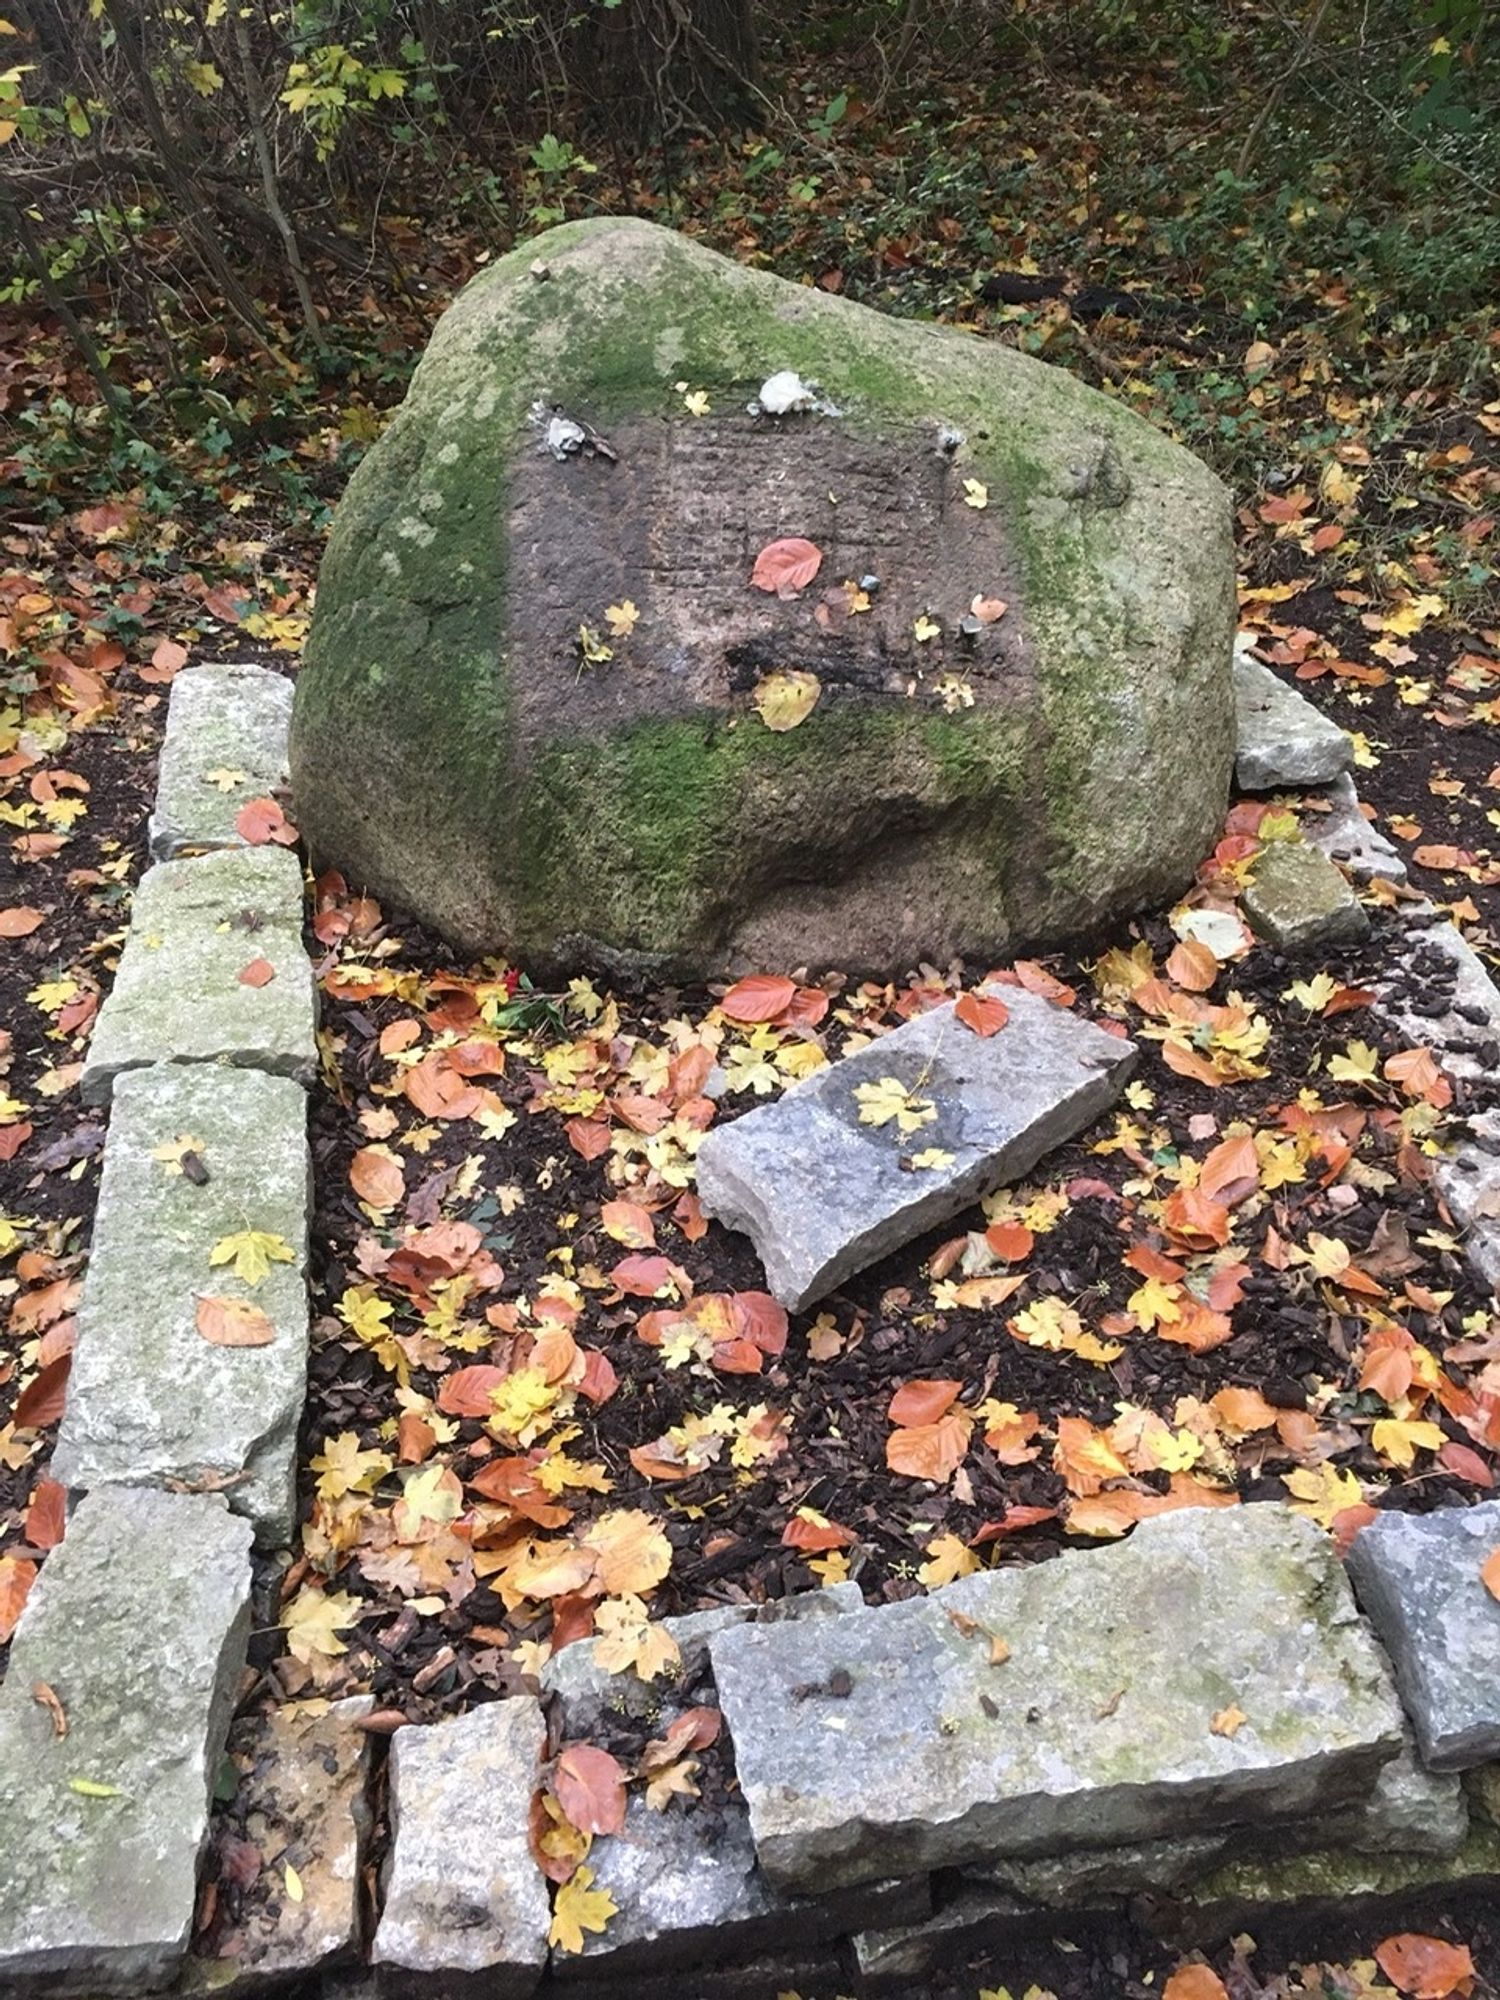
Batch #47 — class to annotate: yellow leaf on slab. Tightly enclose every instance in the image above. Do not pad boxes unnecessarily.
[549,1866,618,1954]
[751,669,820,732]
[208,1229,296,1285]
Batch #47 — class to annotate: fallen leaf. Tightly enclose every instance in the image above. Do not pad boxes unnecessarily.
[24,1478,66,1550]
[0,907,45,938]
[1163,1968,1230,2000]
[1210,1705,1247,1738]
[235,796,298,846]
[549,1865,617,1954]
[954,989,1009,1038]
[749,536,823,596]
[0,1556,37,1642]
[350,1145,405,1212]
[719,974,796,1023]
[31,1680,67,1737]
[751,668,821,731]
[1373,1932,1477,1998]
[554,1743,628,1836]
[14,1353,70,1430]
[1481,1549,1500,1602]
[195,1295,276,1347]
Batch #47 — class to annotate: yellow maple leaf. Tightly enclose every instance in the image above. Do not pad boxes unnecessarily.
[912,614,942,642]
[581,1509,672,1597]
[962,478,989,509]
[1283,1462,1366,1529]
[605,600,639,638]
[282,1586,362,1663]
[918,1532,980,1586]
[549,1866,617,1954]
[1327,1040,1381,1087]
[1286,973,1337,1014]
[854,1075,937,1135]
[209,1228,296,1285]
[751,669,821,732]
[1370,1416,1446,1469]
[310,1431,392,1500]
[592,1593,682,1679]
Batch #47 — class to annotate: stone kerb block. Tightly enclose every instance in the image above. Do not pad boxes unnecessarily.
[1346,1501,1500,1770]
[1241,839,1370,953]
[0,1488,253,1997]
[372,1698,550,1998]
[52,1062,311,1545]
[149,661,294,862]
[1233,642,1353,790]
[708,1505,1404,1894]
[81,845,317,1106]
[697,986,1134,1310]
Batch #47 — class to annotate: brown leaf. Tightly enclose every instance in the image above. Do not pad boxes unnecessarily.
[1373,1932,1477,1998]
[0,906,45,938]
[31,1680,67,1737]
[0,1557,38,1643]
[749,536,823,597]
[954,989,1010,1038]
[350,1144,405,1212]
[553,1743,628,1836]
[601,1200,656,1250]
[14,1352,71,1430]
[237,956,276,988]
[195,1295,276,1347]
[235,796,299,846]
[23,1477,67,1550]
[888,1378,961,1427]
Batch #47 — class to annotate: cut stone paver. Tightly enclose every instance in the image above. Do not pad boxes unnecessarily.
[81,845,317,1106]
[1233,644,1353,790]
[1374,914,1500,1087]
[0,1488,252,1997]
[373,1697,549,1998]
[1301,773,1406,884]
[1434,1109,1500,1293]
[1346,1502,1500,1770]
[182,1697,374,1993]
[707,1506,1404,1894]
[696,985,1134,1310]
[52,1063,311,1544]
[149,662,294,862]
[1241,839,1370,952]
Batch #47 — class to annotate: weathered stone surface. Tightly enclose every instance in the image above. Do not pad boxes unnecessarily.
[697,986,1134,1309]
[149,663,294,862]
[1374,914,1500,1086]
[1146,1823,1500,1951]
[373,1697,548,1998]
[182,1697,374,1994]
[707,1506,1404,1894]
[1242,839,1369,953]
[1466,1763,1500,1827]
[1233,644,1352,790]
[852,1887,1037,1990]
[293,217,1236,982]
[1434,1109,1500,1291]
[1301,773,1406,884]
[0,1488,252,1997]
[82,846,317,1105]
[1346,1502,1500,1770]
[52,1064,310,1544]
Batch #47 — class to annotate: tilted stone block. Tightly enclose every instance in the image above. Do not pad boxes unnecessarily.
[1242,839,1369,954]
[708,1506,1404,1895]
[0,1488,252,1997]
[1373,914,1500,1088]
[149,662,294,862]
[52,1064,311,1544]
[1346,1502,1500,1770]
[1300,773,1406,884]
[373,1698,549,1998]
[696,986,1134,1310]
[82,846,317,1106]
[1233,643,1352,790]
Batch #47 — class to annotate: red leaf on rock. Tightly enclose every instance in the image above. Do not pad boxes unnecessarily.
[720,974,797,1023]
[554,1744,628,1836]
[750,537,823,597]
[954,989,1010,1038]
[0,1558,38,1644]
[235,796,299,846]
[237,956,276,988]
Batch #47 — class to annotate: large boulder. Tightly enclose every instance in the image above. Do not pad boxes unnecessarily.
[292,218,1235,980]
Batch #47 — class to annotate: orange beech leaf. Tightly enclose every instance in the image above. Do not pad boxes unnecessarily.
[350,1145,405,1211]
[719,973,797,1023]
[378,1017,422,1057]
[1163,1966,1230,2000]
[749,537,823,597]
[785,985,831,1028]
[403,1055,483,1121]
[237,956,276,988]
[1198,1134,1259,1205]
[1156,1301,1233,1354]
[1208,1386,1279,1435]
[732,1291,788,1356]
[888,1378,961,1427]
[1008,959,1076,1006]
[781,1513,858,1552]
[984,1221,1034,1263]
[565,1117,612,1161]
[234,795,298,846]
[1124,1242,1187,1283]
[612,1254,679,1299]
[1384,1046,1453,1109]
[468,1457,572,1527]
[1053,1416,1130,1497]
[23,1478,67,1551]
[1165,939,1219,993]
[576,1348,618,1404]
[954,989,1010,1038]
[1064,1490,1152,1538]
[673,1191,707,1242]
[971,1504,1058,1542]
[1161,1040,1226,1088]
[951,1274,1026,1310]
[1481,1550,1500,1602]
[554,1744,628,1837]
[1437,1443,1493,1488]
[396,1412,436,1464]
[1331,1502,1382,1556]
[1373,1932,1477,1999]
[195,1296,276,1347]
[0,1557,38,1644]
[885,1410,973,1482]
[0,1124,33,1162]
[1161,1187,1232,1249]
[0,906,45,938]
[601,1200,656,1250]
[14,1353,71,1430]
[1361,1343,1415,1405]
[437,1365,508,1418]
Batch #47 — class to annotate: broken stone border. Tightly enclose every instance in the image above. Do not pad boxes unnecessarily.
[3,646,1500,1998]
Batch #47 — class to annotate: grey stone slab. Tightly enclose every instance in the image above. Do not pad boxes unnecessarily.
[1242,839,1369,953]
[708,1505,1404,1895]
[1233,644,1353,790]
[181,1697,374,1995]
[1466,1763,1500,1827]
[1373,914,1500,1087]
[373,1698,549,1999]
[696,986,1134,1311]
[0,1488,253,1998]
[1346,1502,1500,1770]
[852,1887,1039,1990]
[82,846,317,1107]
[149,663,294,862]
[52,1064,311,1545]
[1300,773,1406,884]
[1435,1111,1500,1291]
[1146,1823,1500,1952]
[550,1793,926,1982]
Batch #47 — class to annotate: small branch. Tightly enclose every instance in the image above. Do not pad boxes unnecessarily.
[232,3,323,347]
[0,185,131,418]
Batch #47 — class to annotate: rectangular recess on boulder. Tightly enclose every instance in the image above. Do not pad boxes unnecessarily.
[0,1488,252,1998]
[696,986,1135,1309]
[52,1062,311,1545]
[706,1506,1405,1895]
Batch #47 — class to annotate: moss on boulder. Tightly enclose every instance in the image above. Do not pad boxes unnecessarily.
[292,218,1236,979]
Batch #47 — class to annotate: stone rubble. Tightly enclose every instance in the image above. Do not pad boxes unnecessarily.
[1346,1502,1500,1770]
[1233,641,1353,790]
[0,1489,252,1997]
[697,985,1134,1310]
[81,845,318,1105]
[1241,838,1369,953]
[373,1697,550,1998]
[708,1506,1404,1894]
[149,662,294,862]
[52,1062,311,1545]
